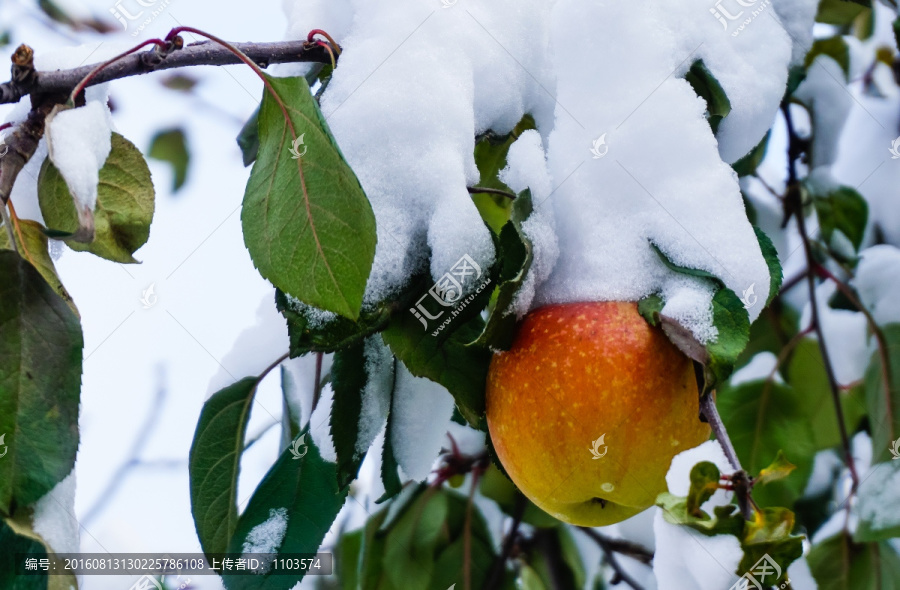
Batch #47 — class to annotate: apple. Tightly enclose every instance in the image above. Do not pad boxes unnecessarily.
[485,301,710,526]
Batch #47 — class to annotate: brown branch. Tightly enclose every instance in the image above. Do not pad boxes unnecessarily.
[483,494,526,590]
[577,527,654,566]
[578,527,646,590]
[781,102,859,491]
[0,38,335,104]
[699,393,754,520]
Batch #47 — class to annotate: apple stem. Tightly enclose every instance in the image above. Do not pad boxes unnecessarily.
[700,393,755,520]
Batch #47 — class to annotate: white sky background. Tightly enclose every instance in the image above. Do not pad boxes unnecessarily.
[1,0,307,587]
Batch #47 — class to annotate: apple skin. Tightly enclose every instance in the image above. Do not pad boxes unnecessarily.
[486,301,710,526]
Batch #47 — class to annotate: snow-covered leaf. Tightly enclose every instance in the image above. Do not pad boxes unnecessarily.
[148,127,190,192]
[241,75,376,320]
[222,425,347,590]
[39,132,155,263]
[276,290,391,357]
[706,288,751,386]
[684,59,732,134]
[854,459,900,542]
[474,189,534,351]
[329,342,372,489]
[864,323,900,464]
[717,379,815,508]
[0,252,82,516]
[381,273,494,427]
[189,377,259,559]
[808,533,900,590]
[0,219,76,316]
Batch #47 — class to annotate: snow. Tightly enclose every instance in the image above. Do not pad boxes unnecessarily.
[855,459,900,537]
[47,101,112,213]
[853,245,900,326]
[498,129,558,318]
[32,470,80,555]
[205,292,289,396]
[772,0,819,66]
[356,337,394,457]
[799,282,868,386]
[730,351,783,386]
[803,449,842,497]
[390,361,456,481]
[653,441,742,589]
[309,383,337,463]
[794,56,853,168]
[242,506,289,554]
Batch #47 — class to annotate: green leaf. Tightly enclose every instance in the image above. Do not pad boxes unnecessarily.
[786,339,867,451]
[816,0,871,27]
[809,534,900,590]
[237,107,260,167]
[650,242,723,285]
[656,493,744,538]
[684,59,732,134]
[241,75,376,320]
[0,253,82,516]
[706,288,751,386]
[330,341,374,490]
[382,309,492,427]
[0,219,77,316]
[222,427,348,590]
[805,37,851,79]
[474,189,534,350]
[810,185,868,253]
[378,364,403,504]
[470,116,535,233]
[864,324,900,464]
[755,450,796,486]
[518,564,546,590]
[337,528,363,590]
[753,226,782,306]
[38,132,155,263]
[686,461,720,517]
[276,290,392,357]
[189,377,259,559]
[855,459,900,542]
[1,513,79,590]
[717,379,815,508]
[732,132,770,177]
[148,127,190,192]
[738,508,804,584]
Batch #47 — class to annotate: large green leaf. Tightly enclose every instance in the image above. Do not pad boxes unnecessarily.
[0,253,82,516]
[241,75,376,320]
[38,132,155,263]
[864,324,900,464]
[189,377,259,559]
[810,185,868,253]
[809,534,900,590]
[717,379,815,508]
[222,427,348,590]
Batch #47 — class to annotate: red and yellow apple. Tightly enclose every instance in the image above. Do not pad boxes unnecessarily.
[486,301,710,526]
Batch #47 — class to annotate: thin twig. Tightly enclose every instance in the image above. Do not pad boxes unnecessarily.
[576,527,654,566]
[578,528,646,590]
[699,393,754,519]
[466,186,517,200]
[781,103,859,491]
[483,494,526,590]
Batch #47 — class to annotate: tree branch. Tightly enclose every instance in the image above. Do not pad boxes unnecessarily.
[578,527,646,590]
[0,39,335,104]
